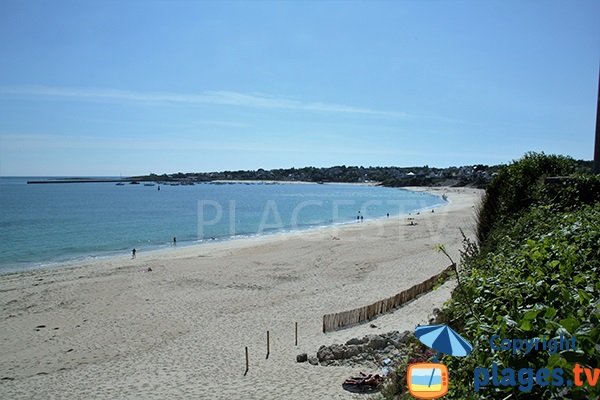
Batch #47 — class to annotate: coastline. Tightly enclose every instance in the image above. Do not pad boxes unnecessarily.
[0,186,482,399]
[209,180,381,186]
[0,184,446,276]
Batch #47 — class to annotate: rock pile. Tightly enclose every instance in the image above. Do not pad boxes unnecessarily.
[298,330,413,368]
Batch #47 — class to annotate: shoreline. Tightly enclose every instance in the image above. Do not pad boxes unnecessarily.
[0,185,447,276]
[209,179,381,186]
[0,186,482,399]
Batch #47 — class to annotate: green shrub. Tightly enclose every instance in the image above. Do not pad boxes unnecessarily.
[443,204,600,399]
[542,174,600,210]
[476,152,576,245]
[379,154,599,399]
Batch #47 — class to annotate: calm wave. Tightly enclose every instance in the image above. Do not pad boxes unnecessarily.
[0,178,445,273]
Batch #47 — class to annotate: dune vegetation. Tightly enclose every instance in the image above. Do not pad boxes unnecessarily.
[379,153,600,399]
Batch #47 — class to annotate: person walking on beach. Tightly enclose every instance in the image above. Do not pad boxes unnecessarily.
[173,236,177,245]
[132,248,136,259]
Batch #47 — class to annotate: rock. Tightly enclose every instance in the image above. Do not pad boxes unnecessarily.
[387,330,412,347]
[296,353,308,363]
[365,334,387,350]
[345,337,367,346]
[344,345,360,358]
[356,344,368,354]
[330,344,346,359]
[314,329,414,369]
[370,323,377,328]
[317,345,334,362]
[383,345,397,354]
[35,325,46,329]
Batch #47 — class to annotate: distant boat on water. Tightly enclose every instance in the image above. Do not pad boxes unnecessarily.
[115,182,125,186]
[144,183,156,187]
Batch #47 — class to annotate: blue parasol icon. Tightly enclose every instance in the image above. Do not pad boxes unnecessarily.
[414,324,473,388]
[415,324,473,357]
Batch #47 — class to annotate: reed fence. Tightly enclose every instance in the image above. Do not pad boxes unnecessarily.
[322,264,454,332]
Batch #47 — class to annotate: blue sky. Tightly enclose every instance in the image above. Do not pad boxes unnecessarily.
[0,0,598,176]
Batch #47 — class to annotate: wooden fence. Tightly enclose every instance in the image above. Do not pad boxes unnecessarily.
[322,264,454,333]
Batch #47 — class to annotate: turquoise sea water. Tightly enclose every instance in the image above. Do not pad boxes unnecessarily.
[0,178,445,273]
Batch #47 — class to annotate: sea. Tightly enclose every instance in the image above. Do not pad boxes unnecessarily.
[0,177,446,273]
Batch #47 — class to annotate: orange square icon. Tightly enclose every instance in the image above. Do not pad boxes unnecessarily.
[407,362,449,399]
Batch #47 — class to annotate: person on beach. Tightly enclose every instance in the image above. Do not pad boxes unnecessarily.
[344,372,383,387]
[386,213,389,218]
[132,248,136,259]
[173,236,177,245]
[360,215,364,222]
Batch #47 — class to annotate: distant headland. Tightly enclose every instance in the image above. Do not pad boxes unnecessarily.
[28,160,593,187]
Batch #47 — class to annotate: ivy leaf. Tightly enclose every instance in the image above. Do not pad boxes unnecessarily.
[559,316,580,334]
[523,309,540,320]
[544,307,557,318]
[520,319,533,331]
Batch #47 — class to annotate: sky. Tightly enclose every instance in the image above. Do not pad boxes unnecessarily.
[0,0,598,176]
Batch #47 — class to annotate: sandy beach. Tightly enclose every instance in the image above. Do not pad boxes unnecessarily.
[0,187,482,399]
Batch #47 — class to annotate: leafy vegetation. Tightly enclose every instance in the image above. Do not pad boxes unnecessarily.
[378,153,600,399]
[475,152,577,245]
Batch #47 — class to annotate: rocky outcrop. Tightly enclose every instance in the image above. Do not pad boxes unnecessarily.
[313,330,412,367]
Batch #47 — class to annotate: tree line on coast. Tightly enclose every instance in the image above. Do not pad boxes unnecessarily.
[132,160,593,188]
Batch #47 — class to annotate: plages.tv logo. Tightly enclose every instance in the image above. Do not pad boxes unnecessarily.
[407,324,473,399]
[407,362,449,399]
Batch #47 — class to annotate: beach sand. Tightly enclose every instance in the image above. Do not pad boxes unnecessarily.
[0,187,482,399]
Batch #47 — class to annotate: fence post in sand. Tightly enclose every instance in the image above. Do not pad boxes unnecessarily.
[266,331,270,359]
[244,346,249,376]
[295,322,298,346]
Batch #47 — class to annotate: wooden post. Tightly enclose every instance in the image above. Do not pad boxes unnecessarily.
[266,331,270,359]
[295,322,298,346]
[594,67,600,174]
[244,346,249,376]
